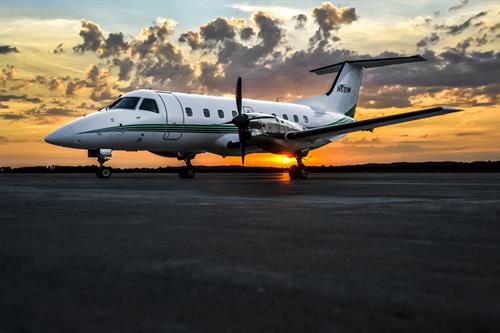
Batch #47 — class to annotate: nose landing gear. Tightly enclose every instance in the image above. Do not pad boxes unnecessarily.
[89,149,113,179]
[289,154,308,180]
[96,154,112,179]
[178,153,196,179]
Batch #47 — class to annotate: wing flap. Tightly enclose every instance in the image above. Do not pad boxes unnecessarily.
[286,107,463,141]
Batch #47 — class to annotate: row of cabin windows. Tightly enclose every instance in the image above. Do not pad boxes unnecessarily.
[271,113,309,123]
[185,107,309,123]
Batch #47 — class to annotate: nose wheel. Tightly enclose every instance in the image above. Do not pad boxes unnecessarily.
[95,153,112,179]
[289,155,308,180]
[178,153,196,179]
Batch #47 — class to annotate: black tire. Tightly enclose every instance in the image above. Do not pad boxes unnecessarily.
[96,167,112,179]
[288,165,299,179]
[298,166,308,179]
[179,167,195,179]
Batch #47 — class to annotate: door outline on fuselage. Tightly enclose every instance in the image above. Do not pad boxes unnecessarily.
[159,92,184,140]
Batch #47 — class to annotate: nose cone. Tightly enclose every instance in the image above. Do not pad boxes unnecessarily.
[45,125,74,147]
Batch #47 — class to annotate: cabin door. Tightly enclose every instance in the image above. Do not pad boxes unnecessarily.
[159,92,184,140]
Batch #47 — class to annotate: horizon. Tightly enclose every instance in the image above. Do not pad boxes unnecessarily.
[1,0,499,167]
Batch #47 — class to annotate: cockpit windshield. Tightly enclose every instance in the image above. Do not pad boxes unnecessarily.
[110,97,140,110]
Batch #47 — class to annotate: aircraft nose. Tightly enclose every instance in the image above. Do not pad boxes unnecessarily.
[45,125,74,147]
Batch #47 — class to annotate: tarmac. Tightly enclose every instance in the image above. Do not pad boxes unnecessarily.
[0,173,499,332]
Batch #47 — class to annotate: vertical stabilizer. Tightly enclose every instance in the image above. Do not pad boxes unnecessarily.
[301,55,426,118]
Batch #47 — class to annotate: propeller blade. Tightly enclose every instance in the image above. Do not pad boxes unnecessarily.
[239,128,246,164]
[236,76,242,115]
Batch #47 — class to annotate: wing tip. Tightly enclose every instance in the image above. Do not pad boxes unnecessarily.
[441,106,464,112]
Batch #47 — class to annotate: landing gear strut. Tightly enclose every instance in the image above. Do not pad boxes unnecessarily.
[289,154,308,180]
[96,154,112,179]
[178,154,196,179]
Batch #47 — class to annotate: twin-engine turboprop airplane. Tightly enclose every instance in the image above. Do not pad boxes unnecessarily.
[45,55,463,179]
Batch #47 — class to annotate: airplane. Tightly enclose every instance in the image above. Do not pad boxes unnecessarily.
[45,55,463,179]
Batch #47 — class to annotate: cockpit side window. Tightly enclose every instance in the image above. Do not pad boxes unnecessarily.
[111,97,140,110]
[139,98,159,113]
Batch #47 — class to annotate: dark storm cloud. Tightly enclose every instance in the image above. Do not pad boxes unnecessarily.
[449,0,469,11]
[73,20,105,53]
[0,45,19,54]
[113,57,134,81]
[293,14,308,29]
[100,32,128,58]
[178,30,202,50]
[240,27,254,40]
[53,43,64,54]
[200,17,236,44]
[309,2,358,48]
[129,18,177,57]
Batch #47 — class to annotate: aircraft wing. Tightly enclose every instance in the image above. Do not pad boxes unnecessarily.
[285,107,463,141]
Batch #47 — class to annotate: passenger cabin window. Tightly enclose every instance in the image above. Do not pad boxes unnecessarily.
[282,114,288,120]
[232,110,237,117]
[303,115,309,123]
[111,97,140,110]
[218,109,224,118]
[293,115,299,122]
[203,108,210,118]
[139,98,159,113]
[243,106,254,114]
[185,107,193,117]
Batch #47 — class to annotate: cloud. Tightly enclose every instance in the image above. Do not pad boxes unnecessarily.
[178,30,202,50]
[292,14,308,29]
[73,20,105,53]
[309,3,358,48]
[442,11,487,35]
[240,27,254,40]
[0,112,26,120]
[0,103,8,109]
[130,17,177,57]
[449,0,469,11]
[112,57,134,81]
[0,94,41,103]
[416,32,440,49]
[455,131,482,136]
[0,45,19,54]
[1,65,17,88]
[73,20,130,58]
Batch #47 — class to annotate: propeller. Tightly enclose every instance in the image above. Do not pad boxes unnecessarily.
[227,76,275,164]
[235,77,248,164]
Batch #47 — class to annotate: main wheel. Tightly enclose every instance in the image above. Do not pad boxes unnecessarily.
[179,167,195,179]
[298,165,308,179]
[288,165,299,179]
[96,167,112,179]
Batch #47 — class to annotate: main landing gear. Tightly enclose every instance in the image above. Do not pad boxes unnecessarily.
[96,153,112,179]
[178,153,196,179]
[288,155,308,180]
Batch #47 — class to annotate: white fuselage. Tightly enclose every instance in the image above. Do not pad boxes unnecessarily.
[46,89,352,158]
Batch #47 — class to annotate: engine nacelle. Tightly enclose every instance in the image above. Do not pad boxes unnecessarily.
[247,113,303,137]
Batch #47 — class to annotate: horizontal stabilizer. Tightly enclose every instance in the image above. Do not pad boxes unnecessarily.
[286,107,462,141]
[310,55,426,75]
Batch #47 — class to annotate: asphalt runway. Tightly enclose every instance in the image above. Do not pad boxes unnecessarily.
[1,173,499,332]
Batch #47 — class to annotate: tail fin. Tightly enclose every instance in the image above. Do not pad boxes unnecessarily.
[303,55,426,118]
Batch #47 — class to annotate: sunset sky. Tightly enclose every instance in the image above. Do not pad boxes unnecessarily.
[0,0,499,167]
